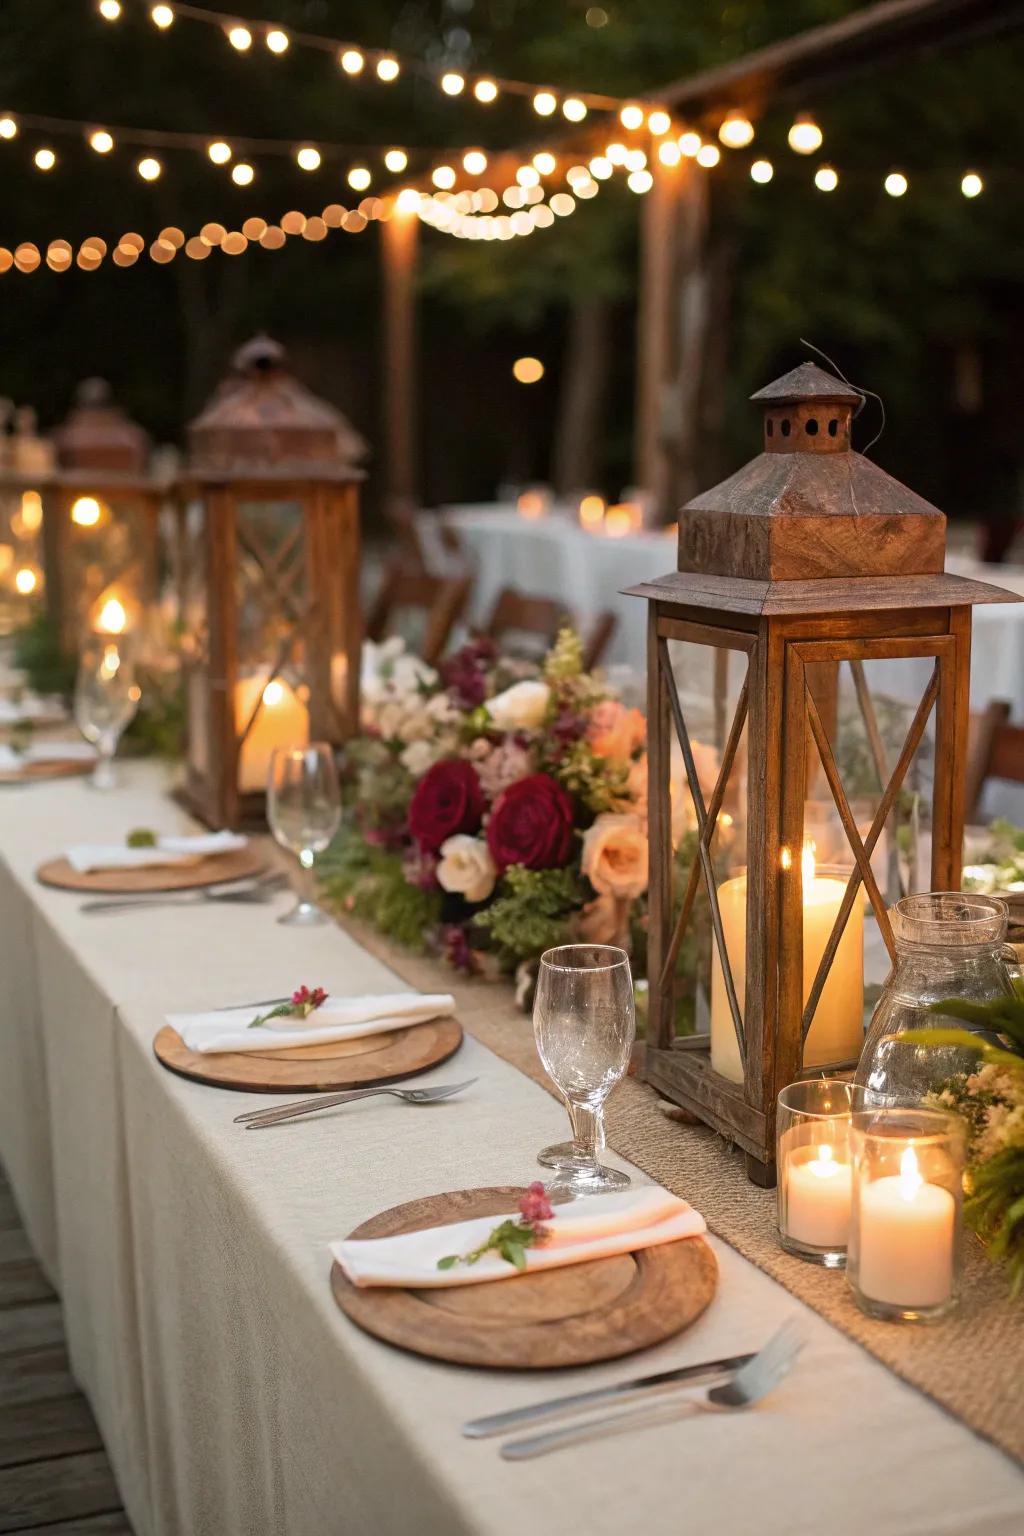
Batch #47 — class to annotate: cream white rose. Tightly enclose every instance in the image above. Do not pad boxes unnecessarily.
[436,834,498,904]
[581,813,649,900]
[485,679,551,732]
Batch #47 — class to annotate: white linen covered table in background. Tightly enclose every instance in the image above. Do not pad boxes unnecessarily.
[1,764,1023,1536]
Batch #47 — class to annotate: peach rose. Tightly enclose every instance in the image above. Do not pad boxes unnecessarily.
[587,700,646,762]
[581,812,649,900]
[575,892,623,946]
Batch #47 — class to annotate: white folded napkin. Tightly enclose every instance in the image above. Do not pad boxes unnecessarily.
[331,1186,706,1289]
[0,695,65,725]
[167,991,456,1055]
[0,741,97,771]
[66,830,247,874]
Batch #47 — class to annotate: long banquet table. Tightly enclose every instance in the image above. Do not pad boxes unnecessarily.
[2,763,1023,1536]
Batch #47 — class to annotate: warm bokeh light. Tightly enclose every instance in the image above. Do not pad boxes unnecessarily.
[788,115,823,154]
[0,116,17,139]
[265,29,289,54]
[658,141,681,167]
[19,491,43,532]
[606,142,628,166]
[296,146,321,171]
[578,495,605,529]
[97,597,128,634]
[208,140,232,164]
[589,156,612,180]
[227,25,251,51]
[150,4,174,27]
[340,48,364,74]
[513,356,545,384]
[376,56,400,81]
[750,158,774,183]
[647,109,672,136]
[89,129,114,153]
[71,496,103,527]
[627,169,653,194]
[396,187,421,214]
[533,151,557,176]
[432,165,456,190]
[620,104,644,131]
[516,165,540,188]
[696,143,720,168]
[440,72,465,96]
[463,149,487,175]
[719,112,755,148]
[533,91,557,116]
[961,171,983,198]
[347,165,371,191]
[549,192,575,216]
[625,148,647,172]
[384,148,408,173]
[98,0,121,19]
[231,162,254,185]
[814,165,839,192]
[603,506,633,538]
[14,567,38,595]
[885,171,908,197]
[34,148,56,171]
[563,97,587,122]
[678,130,702,158]
[137,156,162,181]
[474,78,498,103]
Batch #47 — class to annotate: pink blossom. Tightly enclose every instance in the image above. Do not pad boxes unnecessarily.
[475,738,533,800]
[518,1181,554,1224]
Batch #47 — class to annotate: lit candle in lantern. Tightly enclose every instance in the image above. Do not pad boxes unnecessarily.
[604,504,633,538]
[711,843,864,1082]
[782,1140,853,1249]
[578,494,605,531]
[517,489,548,520]
[96,596,128,635]
[235,675,309,792]
[855,1146,955,1310]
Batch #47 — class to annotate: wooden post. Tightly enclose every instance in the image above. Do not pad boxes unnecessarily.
[381,211,419,529]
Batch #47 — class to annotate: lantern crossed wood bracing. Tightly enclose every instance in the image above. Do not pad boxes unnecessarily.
[180,336,365,830]
[629,363,1017,1184]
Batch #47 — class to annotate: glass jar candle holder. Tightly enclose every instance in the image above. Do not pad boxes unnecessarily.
[777,1079,863,1267]
[847,1108,964,1323]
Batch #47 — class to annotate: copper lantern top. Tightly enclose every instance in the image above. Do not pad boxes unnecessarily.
[677,361,946,582]
[187,335,367,481]
[52,379,151,477]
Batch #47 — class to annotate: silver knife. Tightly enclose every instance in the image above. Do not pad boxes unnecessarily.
[461,1350,755,1439]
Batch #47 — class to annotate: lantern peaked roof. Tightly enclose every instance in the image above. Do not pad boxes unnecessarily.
[749,361,863,408]
[187,334,366,481]
[52,378,151,478]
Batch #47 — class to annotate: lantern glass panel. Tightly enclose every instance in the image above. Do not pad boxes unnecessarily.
[181,502,211,777]
[0,486,46,633]
[64,491,155,636]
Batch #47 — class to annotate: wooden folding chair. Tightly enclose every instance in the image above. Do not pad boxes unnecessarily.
[965,700,1024,821]
[366,561,473,666]
[483,586,617,671]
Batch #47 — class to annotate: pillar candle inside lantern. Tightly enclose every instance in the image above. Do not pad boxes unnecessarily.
[235,675,309,792]
[710,843,864,1083]
[856,1146,955,1309]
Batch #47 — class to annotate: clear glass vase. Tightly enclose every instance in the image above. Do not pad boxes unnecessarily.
[856,892,1020,1107]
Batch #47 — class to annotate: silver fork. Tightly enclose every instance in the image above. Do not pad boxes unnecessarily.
[234,1077,478,1128]
[499,1321,805,1461]
[80,875,286,914]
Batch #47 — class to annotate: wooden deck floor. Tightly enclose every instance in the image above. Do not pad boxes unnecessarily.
[0,1166,132,1534]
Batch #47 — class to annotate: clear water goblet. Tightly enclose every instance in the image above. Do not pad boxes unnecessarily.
[74,631,140,789]
[267,743,341,926]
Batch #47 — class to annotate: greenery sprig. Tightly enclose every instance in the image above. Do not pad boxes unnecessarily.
[438,1183,554,1273]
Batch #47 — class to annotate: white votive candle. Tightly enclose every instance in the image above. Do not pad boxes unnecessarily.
[785,1143,852,1249]
[857,1148,955,1309]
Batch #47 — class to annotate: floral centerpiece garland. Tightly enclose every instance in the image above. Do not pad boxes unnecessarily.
[317,630,653,994]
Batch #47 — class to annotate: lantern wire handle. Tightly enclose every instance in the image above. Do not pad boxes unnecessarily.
[798,337,886,457]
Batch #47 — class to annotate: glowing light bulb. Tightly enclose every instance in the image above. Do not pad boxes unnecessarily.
[750,158,773,183]
[961,171,983,198]
[516,165,540,188]
[0,116,17,140]
[513,357,544,384]
[658,141,680,167]
[678,130,701,158]
[98,0,121,19]
[563,97,587,122]
[150,4,174,27]
[719,112,754,148]
[533,151,557,177]
[788,115,823,154]
[533,91,557,116]
[550,192,575,216]
[208,141,232,165]
[98,597,127,634]
[347,165,371,191]
[474,78,498,103]
[814,164,839,192]
[14,567,37,595]
[296,146,321,171]
[89,129,114,154]
[588,156,612,181]
[440,72,464,96]
[885,170,908,197]
[34,148,56,171]
[696,143,720,168]
[396,187,421,214]
[463,149,487,176]
[625,148,647,172]
[432,165,456,190]
[137,156,162,181]
[340,48,364,74]
[265,28,289,54]
[231,161,254,186]
[628,169,653,194]
[606,142,628,166]
[71,496,102,527]
[227,25,251,51]
[648,109,671,136]
[376,56,399,81]
[619,104,644,131]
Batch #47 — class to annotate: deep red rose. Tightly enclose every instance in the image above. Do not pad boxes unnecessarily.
[408,759,485,852]
[486,773,575,871]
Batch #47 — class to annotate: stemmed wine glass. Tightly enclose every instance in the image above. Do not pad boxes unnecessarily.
[533,944,635,1195]
[74,632,140,789]
[267,743,341,926]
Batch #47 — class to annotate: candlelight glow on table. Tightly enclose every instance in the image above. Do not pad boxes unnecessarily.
[235,676,310,793]
[777,1079,863,1266]
[711,842,865,1083]
[847,1109,963,1322]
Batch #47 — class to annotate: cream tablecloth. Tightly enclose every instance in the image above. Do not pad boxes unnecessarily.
[1,763,1022,1536]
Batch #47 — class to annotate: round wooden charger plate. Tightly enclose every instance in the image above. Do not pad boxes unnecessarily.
[153,1015,464,1094]
[331,1186,717,1370]
[36,844,266,894]
[0,758,93,786]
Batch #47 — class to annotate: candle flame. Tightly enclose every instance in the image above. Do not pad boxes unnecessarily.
[810,1143,839,1179]
[802,840,817,883]
[97,597,127,634]
[71,495,102,528]
[262,679,285,707]
[899,1146,923,1201]
[99,642,121,680]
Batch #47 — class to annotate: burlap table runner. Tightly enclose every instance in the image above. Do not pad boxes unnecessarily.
[338,916,1024,1467]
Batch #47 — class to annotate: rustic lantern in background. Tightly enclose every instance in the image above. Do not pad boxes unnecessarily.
[629,363,1016,1183]
[0,404,54,634]
[44,379,168,648]
[179,335,365,830]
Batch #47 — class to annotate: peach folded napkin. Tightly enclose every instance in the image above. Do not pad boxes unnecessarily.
[167,991,456,1055]
[66,830,247,874]
[331,1187,706,1289]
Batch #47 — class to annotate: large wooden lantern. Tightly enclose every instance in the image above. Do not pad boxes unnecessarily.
[44,379,166,649]
[179,335,365,830]
[0,406,54,634]
[629,363,1017,1183]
